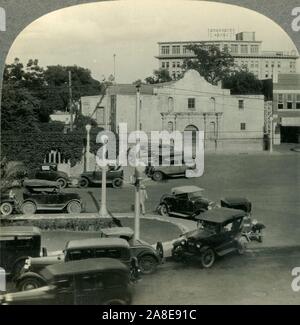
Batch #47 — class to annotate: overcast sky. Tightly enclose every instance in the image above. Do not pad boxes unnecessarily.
[6,0,299,83]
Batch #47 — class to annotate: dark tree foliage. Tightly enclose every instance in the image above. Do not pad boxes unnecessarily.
[144,68,173,84]
[223,70,263,95]
[182,44,235,85]
[1,58,104,169]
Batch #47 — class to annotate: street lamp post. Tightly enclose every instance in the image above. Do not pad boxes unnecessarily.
[85,124,91,171]
[270,116,273,154]
[99,164,108,217]
[134,83,141,242]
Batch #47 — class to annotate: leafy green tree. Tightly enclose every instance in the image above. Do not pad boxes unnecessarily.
[144,68,173,84]
[223,70,263,95]
[182,44,235,85]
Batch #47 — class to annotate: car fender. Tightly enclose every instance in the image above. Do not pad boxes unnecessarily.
[199,245,212,254]
[136,251,160,263]
[63,199,82,209]
[16,271,46,287]
[21,199,37,206]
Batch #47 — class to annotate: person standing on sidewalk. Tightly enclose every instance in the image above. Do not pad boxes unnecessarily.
[140,184,148,216]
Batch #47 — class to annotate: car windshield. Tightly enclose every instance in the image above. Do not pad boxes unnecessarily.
[189,191,203,199]
[200,221,219,234]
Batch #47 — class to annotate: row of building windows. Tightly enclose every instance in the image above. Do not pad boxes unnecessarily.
[161,61,181,69]
[277,93,300,109]
[167,97,244,111]
[160,43,260,55]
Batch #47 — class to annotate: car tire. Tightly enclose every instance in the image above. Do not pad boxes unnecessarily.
[237,237,248,255]
[156,242,164,259]
[67,201,82,214]
[103,299,127,305]
[159,203,169,217]
[17,277,44,291]
[79,177,89,188]
[138,255,158,274]
[152,171,164,182]
[200,248,215,268]
[56,177,67,189]
[0,202,13,216]
[112,178,123,188]
[21,201,37,215]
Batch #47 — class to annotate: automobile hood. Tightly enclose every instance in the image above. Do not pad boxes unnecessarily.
[2,286,55,304]
[29,254,64,266]
[174,229,214,243]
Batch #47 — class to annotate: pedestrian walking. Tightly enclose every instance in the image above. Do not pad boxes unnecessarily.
[139,184,148,216]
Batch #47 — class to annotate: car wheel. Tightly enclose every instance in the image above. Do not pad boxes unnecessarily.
[237,237,248,255]
[67,201,82,214]
[103,299,126,305]
[56,178,67,189]
[138,255,158,274]
[79,177,89,188]
[18,277,43,291]
[152,171,164,182]
[159,203,169,217]
[200,248,215,268]
[21,201,37,215]
[156,242,164,259]
[0,202,13,216]
[112,178,123,188]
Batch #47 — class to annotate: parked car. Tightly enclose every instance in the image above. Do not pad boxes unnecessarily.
[221,197,265,243]
[29,163,70,188]
[100,227,163,274]
[171,207,248,268]
[145,158,195,181]
[157,186,217,219]
[1,258,133,305]
[220,197,252,213]
[15,238,139,291]
[20,179,83,215]
[0,226,47,277]
[0,190,18,216]
[79,165,124,188]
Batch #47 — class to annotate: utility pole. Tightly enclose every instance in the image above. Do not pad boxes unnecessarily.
[113,54,116,83]
[69,71,73,132]
[134,83,141,241]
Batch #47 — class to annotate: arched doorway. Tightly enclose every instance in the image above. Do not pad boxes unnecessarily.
[184,125,199,157]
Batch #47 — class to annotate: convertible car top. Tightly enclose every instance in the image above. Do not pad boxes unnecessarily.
[171,186,204,195]
[195,207,246,224]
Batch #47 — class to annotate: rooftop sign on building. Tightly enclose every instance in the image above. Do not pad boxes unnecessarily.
[208,28,235,40]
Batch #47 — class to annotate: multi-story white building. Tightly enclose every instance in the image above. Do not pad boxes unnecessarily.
[156,31,299,81]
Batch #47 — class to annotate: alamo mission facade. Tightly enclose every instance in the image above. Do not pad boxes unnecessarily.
[81,70,265,152]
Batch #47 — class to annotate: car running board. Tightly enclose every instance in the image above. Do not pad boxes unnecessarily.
[217,247,237,256]
[170,212,190,218]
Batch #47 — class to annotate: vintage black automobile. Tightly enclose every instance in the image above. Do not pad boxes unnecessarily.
[157,186,217,219]
[171,208,248,268]
[0,190,18,216]
[16,238,139,291]
[0,226,46,277]
[100,227,163,274]
[1,258,133,305]
[79,165,124,188]
[29,163,70,188]
[20,179,83,215]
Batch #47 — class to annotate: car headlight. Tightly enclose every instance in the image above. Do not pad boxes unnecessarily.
[196,244,201,249]
[24,258,31,270]
[180,240,186,246]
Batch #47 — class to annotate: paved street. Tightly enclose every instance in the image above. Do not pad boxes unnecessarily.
[133,246,300,305]
[56,152,299,247]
